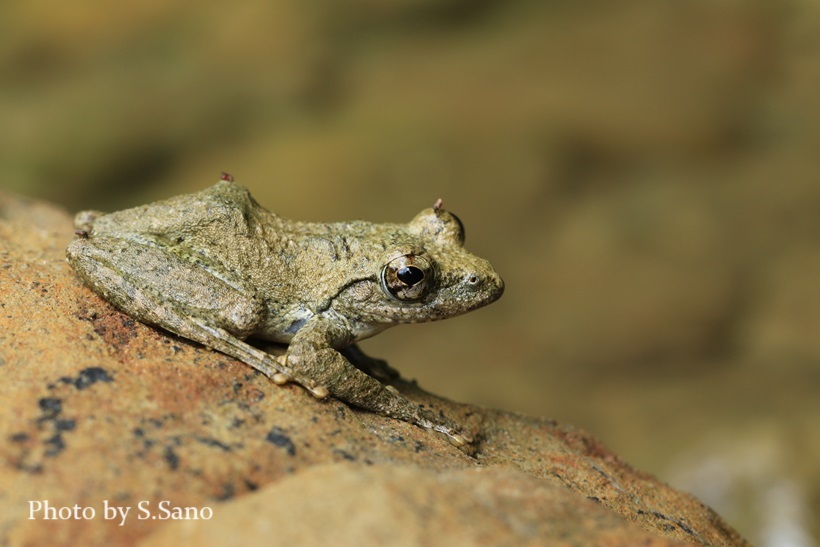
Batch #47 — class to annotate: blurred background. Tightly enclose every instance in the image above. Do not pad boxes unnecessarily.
[2,1,819,544]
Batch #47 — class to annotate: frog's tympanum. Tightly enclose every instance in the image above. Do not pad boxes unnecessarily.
[66,175,504,445]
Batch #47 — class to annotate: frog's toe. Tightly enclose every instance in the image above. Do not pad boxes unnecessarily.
[269,357,292,384]
[430,428,471,447]
[271,370,327,398]
[447,432,470,447]
[271,372,291,385]
[420,421,472,447]
[307,385,329,399]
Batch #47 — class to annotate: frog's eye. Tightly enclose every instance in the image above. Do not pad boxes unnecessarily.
[381,255,434,301]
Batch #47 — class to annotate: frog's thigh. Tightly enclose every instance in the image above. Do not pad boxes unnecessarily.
[67,237,316,387]
[68,236,262,333]
[287,348,468,445]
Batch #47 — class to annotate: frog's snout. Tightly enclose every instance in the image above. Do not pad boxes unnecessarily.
[462,266,504,306]
[491,272,505,299]
[487,271,505,301]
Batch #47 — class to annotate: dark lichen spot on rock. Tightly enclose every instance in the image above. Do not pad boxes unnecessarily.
[215,483,235,501]
[214,483,236,501]
[88,311,140,348]
[678,521,696,536]
[132,428,158,451]
[196,437,232,452]
[332,449,356,462]
[43,433,66,457]
[54,419,76,432]
[163,446,180,470]
[146,417,164,428]
[26,396,79,460]
[265,427,296,456]
[74,367,114,390]
[38,397,62,417]
[637,509,703,541]
[333,404,349,421]
[75,310,99,322]
[58,367,114,390]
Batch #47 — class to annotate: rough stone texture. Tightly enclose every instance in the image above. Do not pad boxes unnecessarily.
[0,192,748,546]
[142,465,690,547]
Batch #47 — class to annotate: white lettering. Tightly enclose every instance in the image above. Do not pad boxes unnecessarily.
[28,500,95,520]
[103,500,130,526]
[28,500,42,519]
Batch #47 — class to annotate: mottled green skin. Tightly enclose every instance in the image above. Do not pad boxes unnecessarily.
[66,179,504,444]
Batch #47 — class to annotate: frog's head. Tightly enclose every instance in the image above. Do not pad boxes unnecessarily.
[334,203,504,329]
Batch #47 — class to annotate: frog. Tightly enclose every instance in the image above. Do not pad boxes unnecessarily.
[65,174,504,446]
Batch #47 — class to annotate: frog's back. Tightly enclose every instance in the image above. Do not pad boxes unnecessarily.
[85,180,282,241]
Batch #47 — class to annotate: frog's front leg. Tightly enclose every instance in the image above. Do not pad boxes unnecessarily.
[284,316,469,446]
[66,235,327,397]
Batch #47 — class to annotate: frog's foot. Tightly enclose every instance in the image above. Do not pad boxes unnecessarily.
[286,347,470,446]
[274,373,329,399]
[340,344,400,381]
[270,356,329,399]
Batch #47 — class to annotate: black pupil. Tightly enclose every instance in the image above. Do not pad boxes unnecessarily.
[397,266,424,286]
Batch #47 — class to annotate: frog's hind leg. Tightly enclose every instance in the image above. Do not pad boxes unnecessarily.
[65,236,327,396]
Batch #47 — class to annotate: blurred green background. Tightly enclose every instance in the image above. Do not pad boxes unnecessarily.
[3,1,819,544]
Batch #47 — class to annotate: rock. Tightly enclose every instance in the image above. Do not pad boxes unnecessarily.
[0,191,748,546]
[142,464,690,547]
